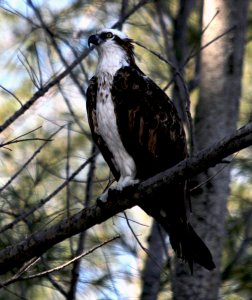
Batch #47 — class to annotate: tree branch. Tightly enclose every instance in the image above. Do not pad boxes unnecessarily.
[0,122,251,274]
[0,0,151,135]
[1,235,120,288]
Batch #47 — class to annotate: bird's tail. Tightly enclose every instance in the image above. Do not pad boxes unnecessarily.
[168,221,216,273]
[139,184,215,273]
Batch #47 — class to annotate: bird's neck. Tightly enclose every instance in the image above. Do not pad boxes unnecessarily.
[96,44,129,77]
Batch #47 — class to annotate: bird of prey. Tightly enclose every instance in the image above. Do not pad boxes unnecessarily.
[86,28,215,272]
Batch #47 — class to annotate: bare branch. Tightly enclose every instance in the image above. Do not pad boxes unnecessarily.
[0,0,152,135]
[112,0,152,29]
[0,126,64,194]
[67,143,97,299]
[183,25,236,67]
[0,150,98,233]
[0,121,251,274]
[17,50,41,89]
[0,85,23,107]
[0,46,88,134]
[123,212,147,252]
[0,257,40,288]
[124,212,168,279]
[27,0,87,97]
[190,152,239,192]
[0,138,52,148]
[33,43,43,88]
[0,235,120,288]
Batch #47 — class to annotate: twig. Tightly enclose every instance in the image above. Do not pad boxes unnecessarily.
[117,214,149,227]
[17,50,40,89]
[0,125,48,147]
[176,71,195,154]
[1,3,38,27]
[67,143,97,299]
[33,43,43,88]
[183,25,236,67]
[0,85,23,107]
[123,212,166,274]
[118,0,128,30]
[0,100,251,276]
[0,0,151,135]
[0,44,91,134]
[202,9,219,35]
[27,0,87,97]
[0,126,64,194]
[101,247,120,299]
[0,151,97,233]
[134,41,174,67]
[0,138,52,148]
[1,235,120,287]
[123,212,147,252]
[190,152,239,192]
[66,122,74,256]
[11,125,43,141]
[54,34,89,83]
[112,0,152,29]
[185,9,220,66]
[57,82,87,134]
[40,257,67,297]
[0,257,40,288]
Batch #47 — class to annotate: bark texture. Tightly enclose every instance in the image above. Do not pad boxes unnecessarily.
[1,121,252,276]
[172,1,248,299]
[140,2,194,298]
[140,221,167,300]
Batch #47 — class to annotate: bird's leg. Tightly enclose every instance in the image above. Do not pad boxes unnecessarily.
[97,176,139,204]
[97,189,109,203]
[115,175,139,191]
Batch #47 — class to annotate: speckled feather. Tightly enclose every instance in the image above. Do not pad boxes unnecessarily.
[111,66,187,180]
[86,29,215,272]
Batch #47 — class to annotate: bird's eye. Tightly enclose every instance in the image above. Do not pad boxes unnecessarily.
[106,32,113,39]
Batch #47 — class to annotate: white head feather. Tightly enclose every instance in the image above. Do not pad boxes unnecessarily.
[94,29,130,76]
[97,28,129,39]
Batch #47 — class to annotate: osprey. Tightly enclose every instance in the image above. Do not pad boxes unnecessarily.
[86,28,215,272]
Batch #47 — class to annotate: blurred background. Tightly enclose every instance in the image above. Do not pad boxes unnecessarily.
[0,0,252,299]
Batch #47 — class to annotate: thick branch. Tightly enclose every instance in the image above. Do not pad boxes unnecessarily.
[0,122,251,275]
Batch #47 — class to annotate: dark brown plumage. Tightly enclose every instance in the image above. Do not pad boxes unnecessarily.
[86,29,215,272]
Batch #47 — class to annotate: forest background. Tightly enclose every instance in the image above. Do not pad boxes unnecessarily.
[0,0,252,299]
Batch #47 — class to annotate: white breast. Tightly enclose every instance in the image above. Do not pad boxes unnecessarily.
[96,73,136,180]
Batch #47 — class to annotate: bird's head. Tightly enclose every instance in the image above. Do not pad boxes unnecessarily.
[88,29,136,74]
[88,28,130,48]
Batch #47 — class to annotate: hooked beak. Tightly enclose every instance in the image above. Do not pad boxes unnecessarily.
[88,34,101,48]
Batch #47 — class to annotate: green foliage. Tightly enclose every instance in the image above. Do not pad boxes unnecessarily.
[0,0,251,299]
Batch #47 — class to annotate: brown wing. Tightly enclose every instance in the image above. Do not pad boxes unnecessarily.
[111,66,187,180]
[87,69,214,271]
[111,65,188,221]
[111,67,215,271]
[86,76,120,180]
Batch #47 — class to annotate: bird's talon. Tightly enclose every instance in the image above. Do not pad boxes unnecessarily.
[96,190,109,205]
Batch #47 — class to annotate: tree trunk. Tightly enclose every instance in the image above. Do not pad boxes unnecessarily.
[172,1,248,299]
[140,221,167,300]
[172,0,195,122]
[140,2,194,299]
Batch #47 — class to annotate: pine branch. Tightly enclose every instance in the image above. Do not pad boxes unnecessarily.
[0,0,152,135]
[1,236,120,288]
[0,121,251,275]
